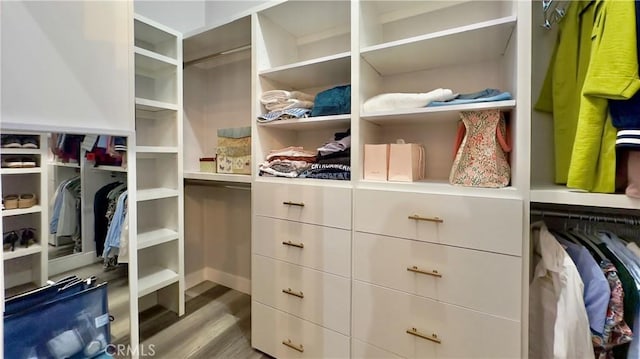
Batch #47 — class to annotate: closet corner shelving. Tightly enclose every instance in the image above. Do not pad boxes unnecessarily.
[133,13,185,318]
[1,132,49,289]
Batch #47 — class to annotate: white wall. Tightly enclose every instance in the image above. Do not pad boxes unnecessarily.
[134,0,206,34]
[1,1,133,134]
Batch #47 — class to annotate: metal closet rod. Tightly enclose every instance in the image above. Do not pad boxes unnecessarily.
[183,44,252,68]
[530,209,640,226]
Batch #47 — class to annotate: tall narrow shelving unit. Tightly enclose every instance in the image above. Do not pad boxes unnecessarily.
[133,14,185,317]
[1,132,49,290]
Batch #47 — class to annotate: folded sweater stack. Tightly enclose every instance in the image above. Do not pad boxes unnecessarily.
[261,90,314,112]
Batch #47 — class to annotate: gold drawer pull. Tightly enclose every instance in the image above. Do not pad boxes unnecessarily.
[282,339,304,353]
[407,266,442,278]
[408,214,443,223]
[282,288,304,298]
[283,201,305,207]
[406,327,442,344]
[282,240,304,249]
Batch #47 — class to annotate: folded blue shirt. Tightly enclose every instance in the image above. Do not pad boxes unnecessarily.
[427,88,512,107]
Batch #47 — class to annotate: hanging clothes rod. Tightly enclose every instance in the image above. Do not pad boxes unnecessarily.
[530,209,640,226]
[183,44,252,68]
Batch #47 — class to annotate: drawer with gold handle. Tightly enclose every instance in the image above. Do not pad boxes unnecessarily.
[282,339,304,353]
[406,327,441,344]
[408,214,443,223]
[282,288,304,299]
[282,240,304,249]
[407,265,442,278]
[283,201,305,207]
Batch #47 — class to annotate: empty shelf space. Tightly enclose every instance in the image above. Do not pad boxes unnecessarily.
[136,146,178,154]
[358,180,520,199]
[2,205,42,217]
[137,228,179,250]
[1,168,42,175]
[135,52,177,77]
[361,100,516,125]
[4,244,42,261]
[531,186,640,210]
[136,188,179,202]
[135,46,178,67]
[91,165,128,173]
[135,98,178,112]
[361,16,516,76]
[183,172,252,184]
[259,52,351,89]
[258,114,351,130]
[0,149,42,155]
[137,266,179,297]
[134,15,178,60]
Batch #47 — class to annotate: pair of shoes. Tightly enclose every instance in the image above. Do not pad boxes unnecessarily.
[19,228,36,248]
[2,156,37,168]
[1,135,38,149]
[3,231,19,251]
[2,194,37,210]
[2,229,34,251]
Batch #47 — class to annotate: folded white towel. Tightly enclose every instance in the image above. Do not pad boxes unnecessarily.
[261,90,315,104]
[265,99,314,111]
[362,89,456,113]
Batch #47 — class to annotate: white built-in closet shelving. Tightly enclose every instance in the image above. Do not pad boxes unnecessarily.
[1,132,48,289]
[133,14,185,318]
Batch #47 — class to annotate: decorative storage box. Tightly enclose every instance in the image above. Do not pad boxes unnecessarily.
[364,144,390,181]
[388,142,426,182]
[216,127,251,174]
[199,157,217,173]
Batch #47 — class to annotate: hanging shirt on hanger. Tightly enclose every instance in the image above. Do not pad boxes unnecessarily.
[529,222,592,359]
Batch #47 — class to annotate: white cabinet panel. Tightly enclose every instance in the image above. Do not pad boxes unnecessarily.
[354,189,522,255]
[254,181,352,229]
[252,301,350,359]
[354,232,521,320]
[253,216,351,277]
[252,255,351,335]
[352,281,520,359]
[352,339,402,359]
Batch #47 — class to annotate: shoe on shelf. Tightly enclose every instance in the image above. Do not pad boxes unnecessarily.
[2,157,23,168]
[3,231,19,251]
[21,157,37,168]
[1,135,21,149]
[3,195,18,210]
[19,228,36,248]
[18,194,36,209]
[20,136,39,149]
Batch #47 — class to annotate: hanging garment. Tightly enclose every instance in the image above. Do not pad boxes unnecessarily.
[529,222,593,359]
[93,182,123,257]
[118,212,129,264]
[102,190,128,260]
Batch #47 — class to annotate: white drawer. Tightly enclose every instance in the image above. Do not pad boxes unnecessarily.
[253,216,351,277]
[352,281,520,359]
[354,232,521,320]
[354,189,522,255]
[252,255,351,335]
[252,301,350,359]
[254,181,352,229]
[352,339,402,359]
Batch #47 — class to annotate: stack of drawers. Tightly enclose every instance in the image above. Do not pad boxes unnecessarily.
[252,181,352,358]
[352,189,523,358]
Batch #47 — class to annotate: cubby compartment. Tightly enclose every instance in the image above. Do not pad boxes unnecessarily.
[134,16,178,60]
[4,254,44,290]
[135,65,178,105]
[137,241,181,315]
[136,197,179,250]
[135,108,178,149]
[255,0,350,71]
[136,155,179,194]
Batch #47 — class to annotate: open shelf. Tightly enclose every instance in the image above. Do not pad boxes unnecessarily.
[183,172,252,184]
[531,185,640,210]
[135,97,178,112]
[137,228,179,250]
[361,100,515,125]
[134,15,178,60]
[3,244,42,261]
[358,180,520,199]
[135,46,178,67]
[259,52,351,90]
[2,205,42,217]
[0,148,41,155]
[51,162,80,169]
[1,168,42,175]
[258,114,351,130]
[256,176,352,188]
[137,265,179,297]
[361,16,516,76]
[136,188,179,202]
[135,51,177,77]
[91,165,127,173]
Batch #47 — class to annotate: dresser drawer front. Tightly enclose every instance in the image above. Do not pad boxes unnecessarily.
[253,216,351,277]
[352,281,520,358]
[252,255,351,335]
[252,301,350,359]
[354,232,521,320]
[254,181,352,229]
[352,339,402,359]
[354,189,522,255]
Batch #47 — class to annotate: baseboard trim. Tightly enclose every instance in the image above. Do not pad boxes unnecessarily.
[185,268,205,290]
[204,267,251,295]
